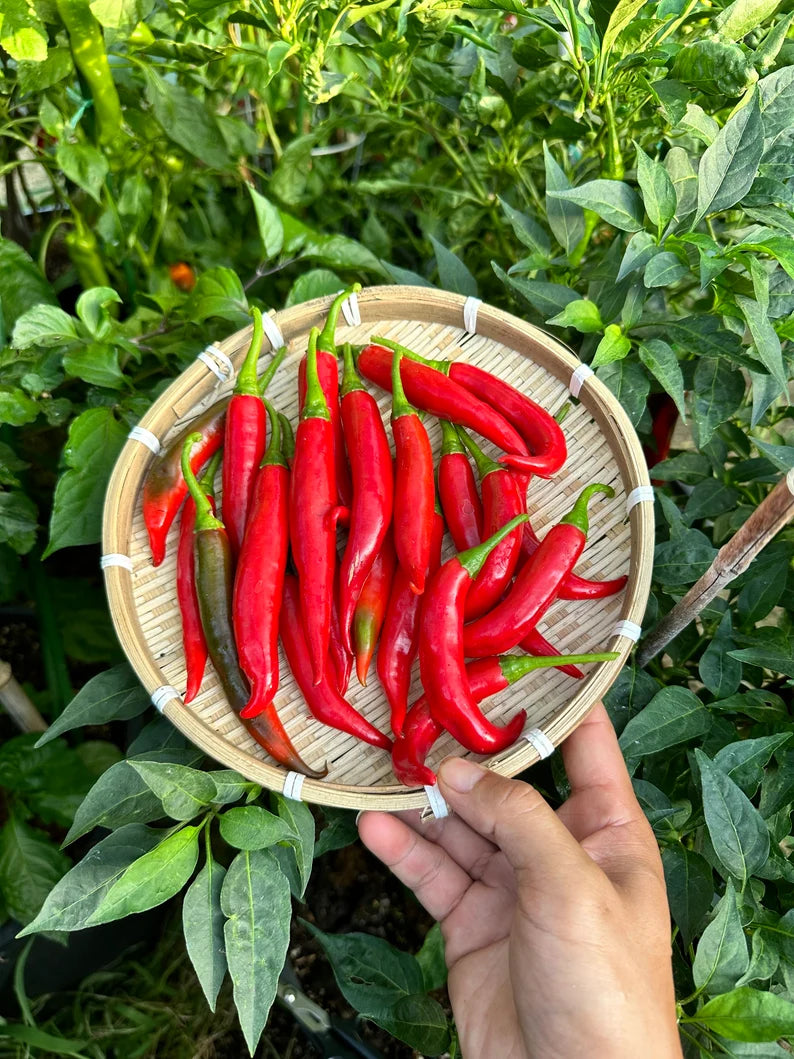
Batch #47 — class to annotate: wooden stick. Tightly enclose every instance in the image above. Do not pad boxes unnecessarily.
[637,470,794,666]
[0,659,48,733]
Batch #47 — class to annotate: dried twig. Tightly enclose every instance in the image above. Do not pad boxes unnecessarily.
[0,659,48,733]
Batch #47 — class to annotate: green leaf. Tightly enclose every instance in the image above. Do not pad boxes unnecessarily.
[684,480,740,522]
[601,0,648,55]
[44,407,127,557]
[595,359,650,426]
[713,0,781,41]
[699,615,742,699]
[56,144,109,205]
[548,179,644,232]
[592,324,631,366]
[0,240,56,328]
[729,639,794,678]
[248,186,284,260]
[692,358,746,447]
[665,146,698,229]
[0,490,38,554]
[696,750,770,886]
[374,993,450,1056]
[617,231,658,281]
[759,66,794,146]
[619,687,710,765]
[0,1024,88,1057]
[715,735,792,799]
[416,922,447,992]
[87,824,201,925]
[183,856,227,1012]
[272,793,315,898]
[144,69,229,169]
[129,762,218,821]
[547,298,603,333]
[218,806,293,850]
[498,197,550,256]
[493,265,578,317]
[62,341,125,390]
[654,527,717,584]
[692,881,749,996]
[691,987,794,1041]
[736,294,787,393]
[314,807,358,858]
[12,304,79,348]
[285,268,342,307]
[18,825,161,935]
[207,770,252,805]
[429,236,478,297]
[666,315,743,361]
[0,813,69,925]
[0,389,38,427]
[221,849,291,1055]
[185,268,248,323]
[662,847,714,950]
[652,452,712,484]
[38,665,149,745]
[543,143,584,255]
[636,144,677,230]
[0,0,47,61]
[638,339,686,417]
[75,287,122,338]
[751,439,794,471]
[696,92,764,224]
[644,251,688,287]
[736,931,779,988]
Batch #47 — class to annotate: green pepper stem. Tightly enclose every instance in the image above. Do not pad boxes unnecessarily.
[440,419,466,456]
[318,283,361,355]
[458,514,528,579]
[559,483,615,536]
[261,398,286,468]
[258,343,287,396]
[235,307,264,397]
[182,433,225,531]
[279,413,295,463]
[390,350,414,421]
[198,448,222,497]
[499,651,619,684]
[341,342,365,396]
[371,335,448,374]
[457,424,499,480]
[302,327,331,421]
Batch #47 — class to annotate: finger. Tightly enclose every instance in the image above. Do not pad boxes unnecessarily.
[405,811,511,891]
[357,810,472,921]
[561,702,637,806]
[436,757,594,882]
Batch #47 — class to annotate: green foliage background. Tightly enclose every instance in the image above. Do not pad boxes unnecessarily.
[3,0,794,1054]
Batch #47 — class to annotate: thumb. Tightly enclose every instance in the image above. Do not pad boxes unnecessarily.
[437,757,592,880]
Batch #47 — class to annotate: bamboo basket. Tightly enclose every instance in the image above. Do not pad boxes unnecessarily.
[102,286,654,812]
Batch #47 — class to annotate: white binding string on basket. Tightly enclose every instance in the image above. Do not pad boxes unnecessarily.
[569,363,594,398]
[341,291,361,327]
[424,783,449,819]
[463,296,481,334]
[197,344,234,381]
[626,485,654,512]
[787,469,794,494]
[100,553,133,572]
[151,685,180,713]
[261,312,285,351]
[282,771,306,801]
[523,727,555,759]
[613,619,642,642]
[128,425,161,455]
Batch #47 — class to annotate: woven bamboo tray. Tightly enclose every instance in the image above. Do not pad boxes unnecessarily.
[102,286,654,812]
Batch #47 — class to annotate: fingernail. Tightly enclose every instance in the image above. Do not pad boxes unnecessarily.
[438,757,486,793]
[355,810,364,826]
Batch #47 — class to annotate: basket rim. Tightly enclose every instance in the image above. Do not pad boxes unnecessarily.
[102,285,654,813]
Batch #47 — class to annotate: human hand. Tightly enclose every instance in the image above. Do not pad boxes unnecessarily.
[358,704,683,1059]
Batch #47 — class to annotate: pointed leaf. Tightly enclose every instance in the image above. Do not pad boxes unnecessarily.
[548,180,644,232]
[129,761,218,821]
[692,881,749,996]
[183,857,227,1012]
[636,144,677,229]
[662,846,715,949]
[218,806,293,850]
[696,750,771,885]
[696,92,764,223]
[543,143,584,254]
[691,988,794,1041]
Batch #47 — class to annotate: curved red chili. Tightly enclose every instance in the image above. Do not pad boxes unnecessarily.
[457,426,524,621]
[290,327,337,685]
[464,484,615,658]
[377,503,444,738]
[359,339,529,461]
[518,521,628,600]
[353,528,397,687]
[298,285,360,507]
[438,419,482,551]
[394,649,617,787]
[520,627,583,679]
[391,350,435,595]
[177,449,221,703]
[329,569,353,696]
[281,575,392,751]
[181,434,324,777]
[234,400,289,720]
[338,343,394,653]
[419,515,530,755]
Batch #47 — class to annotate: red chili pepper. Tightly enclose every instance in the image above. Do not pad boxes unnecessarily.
[338,343,394,653]
[419,514,530,754]
[169,262,196,292]
[223,309,267,559]
[353,528,397,687]
[143,400,227,567]
[233,400,289,719]
[644,393,678,470]
[298,286,360,507]
[518,521,628,600]
[457,426,524,621]
[177,449,221,703]
[464,484,615,658]
[377,503,444,738]
[290,327,338,685]
[181,434,323,777]
[359,339,529,461]
[391,350,435,595]
[438,419,482,551]
[520,627,584,679]
[281,575,392,751]
[393,649,617,787]
[329,567,353,696]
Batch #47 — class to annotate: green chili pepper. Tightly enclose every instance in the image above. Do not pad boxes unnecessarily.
[56,0,122,145]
